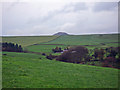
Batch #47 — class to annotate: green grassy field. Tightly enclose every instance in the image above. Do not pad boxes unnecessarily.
[26,44,67,54]
[44,34,119,46]
[26,34,119,54]
[2,52,119,88]
[2,36,58,47]
[2,34,120,88]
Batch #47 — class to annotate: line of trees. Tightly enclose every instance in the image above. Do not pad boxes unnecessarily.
[1,42,23,52]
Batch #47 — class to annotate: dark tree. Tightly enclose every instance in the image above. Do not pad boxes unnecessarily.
[94,48,99,59]
[2,42,23,52]
[18,45,23,52]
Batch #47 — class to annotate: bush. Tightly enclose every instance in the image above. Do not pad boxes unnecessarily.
[56,46,88,63]
[42,53,46,56]
[46,54,58,60]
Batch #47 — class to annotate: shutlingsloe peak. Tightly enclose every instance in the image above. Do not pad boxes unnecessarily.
[53,32,69,36]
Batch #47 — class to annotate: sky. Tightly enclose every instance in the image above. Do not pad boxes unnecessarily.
[1,0,119,36]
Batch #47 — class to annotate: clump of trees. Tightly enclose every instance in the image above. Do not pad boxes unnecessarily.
[84,47,120,69]
[48,46,120,69]
[100,47,120,68]
[2,42,23,52]
[56,46,88,63]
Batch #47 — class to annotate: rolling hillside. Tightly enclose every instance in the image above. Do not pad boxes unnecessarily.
[26,34,119,53]
[2,52,119,88]
[2,36,58,47]
[26,44,67,54]
[2,34,119,48]
[2,34,120,88]
[44,34,119,46]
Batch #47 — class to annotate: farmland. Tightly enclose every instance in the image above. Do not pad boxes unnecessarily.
[26,44,67,54]
[26,34,119,53]
[44,34,119,46]
[2,36,58,47]
[2,52,119,88]
[2,33,120,88]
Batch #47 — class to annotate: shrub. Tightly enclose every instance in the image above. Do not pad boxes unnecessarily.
[42,53,46,56]
[46,54,58,60]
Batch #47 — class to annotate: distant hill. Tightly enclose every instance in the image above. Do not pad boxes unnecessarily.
[45,34,119,47]
[54,32,69,36]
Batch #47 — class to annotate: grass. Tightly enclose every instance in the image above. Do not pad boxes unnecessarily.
[2,34,120,88]
[26,34,119,54]
[44,34,119,47]
[2,52,119,88]
[2,34,119,49]
[2,36,58,47]
[26,44,67,54]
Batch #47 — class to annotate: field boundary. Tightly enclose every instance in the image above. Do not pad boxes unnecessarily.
[39,35,62,44]
[25,35,62,47]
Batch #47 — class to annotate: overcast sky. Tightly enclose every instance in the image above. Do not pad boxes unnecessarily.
[1,0,119,36]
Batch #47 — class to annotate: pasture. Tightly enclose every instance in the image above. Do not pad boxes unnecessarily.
[2,52,119,88]
[2,33,120,88]
[44,34,119,47]
[26,44,67,54]
[26,34,119,54]
[2,36,58,47]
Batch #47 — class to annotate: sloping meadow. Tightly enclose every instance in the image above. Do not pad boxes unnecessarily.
[2,36,59,47]
[26,34,119,54]
[44,34,119,47]
[2,52,119,88]
[2,34,120,88]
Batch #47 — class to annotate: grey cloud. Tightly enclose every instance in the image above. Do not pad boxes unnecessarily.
[26,2,88,27]
[61,2,88,13]
[93,2,118,12]
[72,2,88,12]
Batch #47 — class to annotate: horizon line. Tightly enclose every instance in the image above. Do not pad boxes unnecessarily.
[1,32,119,37]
